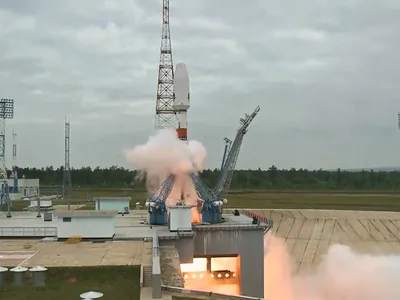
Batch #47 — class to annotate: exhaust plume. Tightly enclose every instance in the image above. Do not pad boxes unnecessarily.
[124,129,206,222]
[124,129,206,192]
[264,233,400,300]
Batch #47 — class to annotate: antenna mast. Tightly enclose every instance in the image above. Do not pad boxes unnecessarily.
[11,130,17,178]
[63,118,71,210]
[155,0,176,129]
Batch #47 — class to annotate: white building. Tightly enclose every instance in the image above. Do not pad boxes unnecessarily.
[94,197,130,214]
[168,204,193,232]
[6,178,40,201]
[54,210,117,239]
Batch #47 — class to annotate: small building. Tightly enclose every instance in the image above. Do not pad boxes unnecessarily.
[168,204,193,232]
[5,178,40,201]
[29,200,53,208]
[54,210,117,239]
[94,197,130,214]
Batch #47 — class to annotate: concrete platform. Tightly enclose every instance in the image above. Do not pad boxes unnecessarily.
[0,210,260,239]
[0,239,151,267]
[246,209,400,274]
[0,210,257,267]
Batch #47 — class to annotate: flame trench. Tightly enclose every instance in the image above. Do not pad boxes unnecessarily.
[180,257,240,295]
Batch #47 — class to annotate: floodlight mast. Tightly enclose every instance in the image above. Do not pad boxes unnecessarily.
[0,99,14,218]
[0,99,14,180]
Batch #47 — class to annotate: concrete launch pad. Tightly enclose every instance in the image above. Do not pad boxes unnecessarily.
[4,208,400,298]
[0,240,151,267]
[246,209,400,274]
[0,210,261,240]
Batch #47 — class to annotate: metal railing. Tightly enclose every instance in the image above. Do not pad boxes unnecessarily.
[0,227,57,237]
[152,231,162,298]
[162,285,265,300]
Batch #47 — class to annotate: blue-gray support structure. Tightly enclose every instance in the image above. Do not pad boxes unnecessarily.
[214,106,260,201]
[148,174,175,225]
[218,137,232,182]
[190,173,223,224]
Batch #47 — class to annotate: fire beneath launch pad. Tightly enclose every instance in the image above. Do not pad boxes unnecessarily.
[180,256,240,295]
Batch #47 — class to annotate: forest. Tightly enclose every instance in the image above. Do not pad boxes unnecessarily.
[11,165,400,191]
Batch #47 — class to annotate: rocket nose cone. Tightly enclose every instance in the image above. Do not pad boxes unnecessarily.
[175,62,188,79]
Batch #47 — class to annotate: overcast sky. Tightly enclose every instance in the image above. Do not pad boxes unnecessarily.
[0,0,400,170]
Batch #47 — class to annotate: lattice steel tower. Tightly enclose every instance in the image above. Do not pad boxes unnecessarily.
[11,130,17,179]
[63,119,71,208]
[0,99,14,180]
[155,0,176,129]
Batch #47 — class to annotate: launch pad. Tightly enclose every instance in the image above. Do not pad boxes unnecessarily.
[151,210,271,299]
[0,207,271,298]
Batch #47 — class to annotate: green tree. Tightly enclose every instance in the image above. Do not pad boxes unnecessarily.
[12,165,400,191]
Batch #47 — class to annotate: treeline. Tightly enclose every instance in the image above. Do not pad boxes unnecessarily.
[11,165,400,190]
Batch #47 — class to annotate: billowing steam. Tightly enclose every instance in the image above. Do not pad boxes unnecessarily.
[124,129,206,191]
[124,129,206,221]
[264,233,400,300]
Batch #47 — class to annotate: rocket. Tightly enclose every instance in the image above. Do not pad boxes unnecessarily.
[173,63,190,141]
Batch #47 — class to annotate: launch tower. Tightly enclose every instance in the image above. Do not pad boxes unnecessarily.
[155,0,176,129]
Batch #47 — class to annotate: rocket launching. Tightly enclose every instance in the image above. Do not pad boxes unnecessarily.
[173,62,190,141]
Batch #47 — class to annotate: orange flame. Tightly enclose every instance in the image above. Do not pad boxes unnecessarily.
[180,257,240,295]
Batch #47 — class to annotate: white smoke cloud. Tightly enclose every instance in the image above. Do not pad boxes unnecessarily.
[125,129,206,172]
[264,234,400,300]
[124,129,207,192]
[124,128,206,222]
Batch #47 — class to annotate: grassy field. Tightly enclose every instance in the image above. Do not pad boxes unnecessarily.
[223,192,400,211]
[0,265,140,300]
[76,189,400,211]
[5,189,400,212]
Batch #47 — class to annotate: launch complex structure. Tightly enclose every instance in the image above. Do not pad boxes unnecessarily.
[145,4,269,299]
[150,0,260,226]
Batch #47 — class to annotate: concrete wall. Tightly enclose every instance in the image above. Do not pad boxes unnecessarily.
[56,216,116,239]
[18,178,40,187]
[157,227,265,298]
[193,228,265,298]
[9,193,23,201]
[96,199,130,213]
[175,237,194,264]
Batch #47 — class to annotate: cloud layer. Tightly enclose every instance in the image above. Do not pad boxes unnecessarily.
[1,0,399,169]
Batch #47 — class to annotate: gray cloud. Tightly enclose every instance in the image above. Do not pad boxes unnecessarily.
[0,0,399,170]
